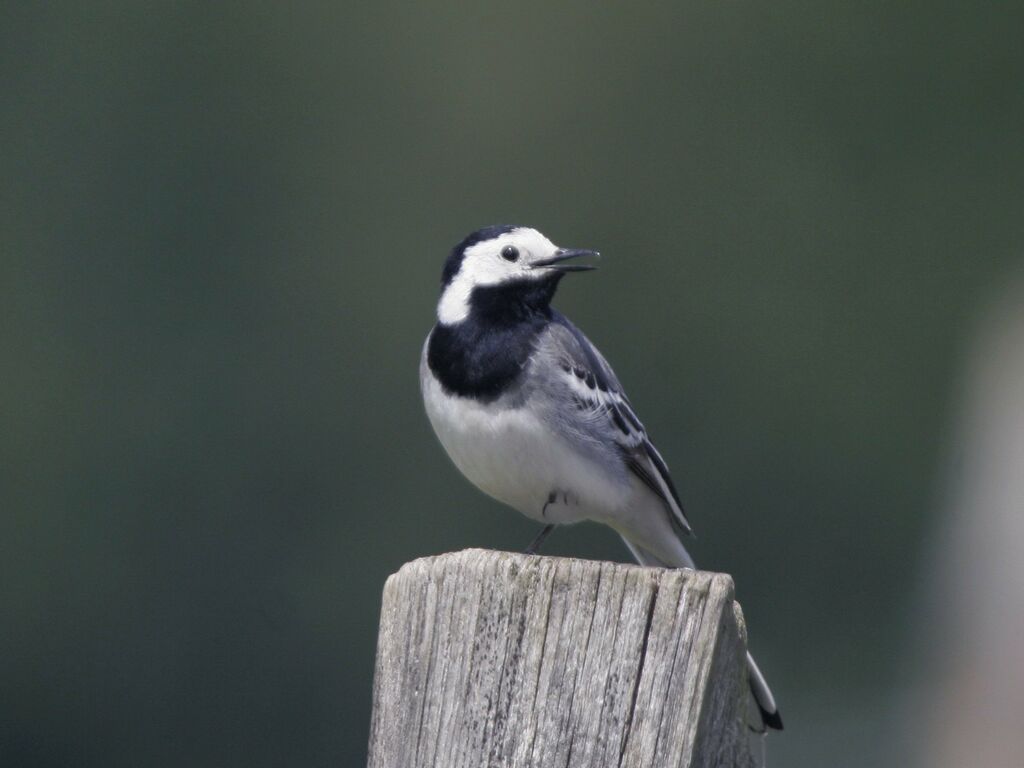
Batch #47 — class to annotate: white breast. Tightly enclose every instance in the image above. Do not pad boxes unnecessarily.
[419,345,628,525]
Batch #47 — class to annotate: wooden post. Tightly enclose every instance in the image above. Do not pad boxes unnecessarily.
[366,549,757,768]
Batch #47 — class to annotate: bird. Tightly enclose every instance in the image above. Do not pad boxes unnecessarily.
[419,224,783,731]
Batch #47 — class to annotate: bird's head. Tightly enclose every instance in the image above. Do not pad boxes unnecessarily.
[437,225,598,326]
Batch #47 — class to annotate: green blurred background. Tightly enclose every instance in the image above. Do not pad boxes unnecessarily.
[3,2,1022,766]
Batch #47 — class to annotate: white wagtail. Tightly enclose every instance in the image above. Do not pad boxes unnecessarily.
[420,225,783,731]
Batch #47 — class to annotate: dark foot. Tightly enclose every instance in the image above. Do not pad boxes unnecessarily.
[523,524,555,555]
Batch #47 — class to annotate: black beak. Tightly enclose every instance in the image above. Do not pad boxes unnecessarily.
[532,248,600,272]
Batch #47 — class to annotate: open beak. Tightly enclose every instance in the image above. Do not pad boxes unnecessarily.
[531,248,600,272]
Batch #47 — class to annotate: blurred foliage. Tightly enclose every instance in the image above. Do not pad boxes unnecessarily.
[2,2,1022,767]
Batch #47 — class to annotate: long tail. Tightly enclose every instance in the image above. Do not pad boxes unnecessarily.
[621,536,784,731]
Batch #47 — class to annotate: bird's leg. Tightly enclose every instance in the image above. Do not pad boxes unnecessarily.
[524,524,555,555]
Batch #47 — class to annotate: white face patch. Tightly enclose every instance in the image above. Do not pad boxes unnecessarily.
[437,228,560,325]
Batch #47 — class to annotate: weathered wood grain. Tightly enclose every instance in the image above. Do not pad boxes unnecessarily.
[366,549,756,768]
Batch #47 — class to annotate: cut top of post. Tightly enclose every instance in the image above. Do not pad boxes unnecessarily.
[367,549,757,768]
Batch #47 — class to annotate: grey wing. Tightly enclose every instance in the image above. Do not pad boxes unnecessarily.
[534,312,693,536]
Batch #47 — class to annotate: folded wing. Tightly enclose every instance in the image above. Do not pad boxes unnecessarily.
[539,312,693,536]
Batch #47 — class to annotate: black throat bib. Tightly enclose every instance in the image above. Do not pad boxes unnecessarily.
[427,276,560,401]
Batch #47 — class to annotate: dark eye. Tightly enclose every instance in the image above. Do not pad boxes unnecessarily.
[501,245,519,262]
